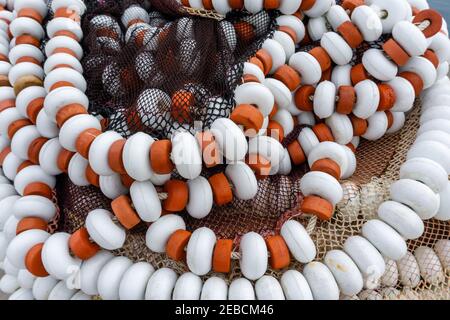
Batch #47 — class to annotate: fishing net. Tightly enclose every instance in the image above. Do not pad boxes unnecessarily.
[80,0,276,139]
[50,1,448,300]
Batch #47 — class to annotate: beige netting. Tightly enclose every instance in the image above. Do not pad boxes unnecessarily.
[307,103,450,300]
[57,101,449,300]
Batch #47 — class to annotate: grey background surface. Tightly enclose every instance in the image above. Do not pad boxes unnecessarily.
[0,271,7,300]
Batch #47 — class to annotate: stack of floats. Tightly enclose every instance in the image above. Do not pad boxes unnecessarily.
[0,0,448,300]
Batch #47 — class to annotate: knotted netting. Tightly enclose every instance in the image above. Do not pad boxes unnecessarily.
[48,0,448,300]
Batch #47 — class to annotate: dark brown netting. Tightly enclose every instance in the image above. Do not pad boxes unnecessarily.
[58,0,300,261]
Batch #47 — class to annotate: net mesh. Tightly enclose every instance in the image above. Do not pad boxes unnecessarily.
[51,2,449,300]
[80,0,276,139]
